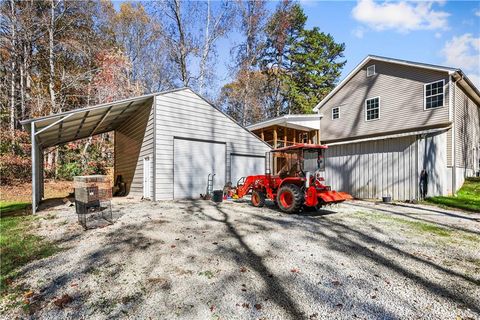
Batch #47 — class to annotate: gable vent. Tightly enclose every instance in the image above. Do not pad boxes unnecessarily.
[367,65,376,77]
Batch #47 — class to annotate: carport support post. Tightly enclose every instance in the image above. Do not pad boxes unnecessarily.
[31,122,37,214]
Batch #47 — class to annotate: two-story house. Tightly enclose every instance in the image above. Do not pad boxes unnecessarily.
[314,55,480,200]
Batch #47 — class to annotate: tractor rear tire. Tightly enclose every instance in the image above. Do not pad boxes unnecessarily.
[251,190,266,207]
[276,184,304,214]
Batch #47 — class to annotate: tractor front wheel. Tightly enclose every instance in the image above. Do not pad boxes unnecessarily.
[251,190,266,207]
[276,184,303,213]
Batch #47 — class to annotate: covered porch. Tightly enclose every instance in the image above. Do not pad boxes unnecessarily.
[247,114,322,148]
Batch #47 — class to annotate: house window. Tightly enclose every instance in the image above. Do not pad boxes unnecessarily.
[367,65,376,77]
[425,80,444,109]
[365,97,380,121]
[332,107,340,119]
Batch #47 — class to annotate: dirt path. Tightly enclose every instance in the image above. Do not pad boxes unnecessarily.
[1,199,479,319]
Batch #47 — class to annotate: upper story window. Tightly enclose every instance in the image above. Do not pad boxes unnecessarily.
[425,80,444,109]
[365,97,380,121]
[367,65,376,77]
[332,107,340,119]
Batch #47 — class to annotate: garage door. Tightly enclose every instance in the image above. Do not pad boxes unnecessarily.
[230,154,265,186]
[174,138,226,199]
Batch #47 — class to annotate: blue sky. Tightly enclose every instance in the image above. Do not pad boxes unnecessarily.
[215,0,480,89]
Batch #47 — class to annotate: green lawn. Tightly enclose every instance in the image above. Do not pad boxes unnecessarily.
[0,213,61,293]
[425,177,480,213]
[0,201,31,216]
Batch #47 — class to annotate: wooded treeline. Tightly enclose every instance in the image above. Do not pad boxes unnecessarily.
[0,0,345,184]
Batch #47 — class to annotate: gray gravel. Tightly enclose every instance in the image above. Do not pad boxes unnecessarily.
[1,198,479,320]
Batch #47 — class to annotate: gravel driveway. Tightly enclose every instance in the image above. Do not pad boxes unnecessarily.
[1,198,479,319]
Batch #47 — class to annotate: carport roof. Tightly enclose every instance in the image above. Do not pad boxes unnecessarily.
[20,88,186,148]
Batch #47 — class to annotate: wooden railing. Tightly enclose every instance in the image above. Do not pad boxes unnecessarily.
[265,140,297,148]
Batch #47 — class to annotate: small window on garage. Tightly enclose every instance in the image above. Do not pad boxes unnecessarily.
[365,97,380,121]
[367,65,376,77]
[332,107,340,120]
[424,80,444,109]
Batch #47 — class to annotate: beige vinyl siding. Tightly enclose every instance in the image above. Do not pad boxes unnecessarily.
[320,60,450,142]
[155,89,270,200]
[114,99,154,197]
[455,85,480,169]
[446,128,452,166]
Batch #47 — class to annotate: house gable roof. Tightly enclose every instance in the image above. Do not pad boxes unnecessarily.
[313,55,480,112]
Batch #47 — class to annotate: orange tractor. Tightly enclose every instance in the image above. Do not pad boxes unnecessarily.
[234,144,352,213]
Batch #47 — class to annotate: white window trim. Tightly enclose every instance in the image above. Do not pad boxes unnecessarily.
[367,65,376,77]
[424,79,445,110]
[365,96,381,122]
[332,107,340,120]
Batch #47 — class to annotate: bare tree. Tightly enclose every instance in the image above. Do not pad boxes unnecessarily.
[233,0,267,125]
[9,0,16,138]
[198,0,235,94]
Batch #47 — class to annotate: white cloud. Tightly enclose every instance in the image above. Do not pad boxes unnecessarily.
[442,33,480,88]
[435,32,442,39]
[475,9,480,17]
[352,0,449,33]
[352,27,365,39]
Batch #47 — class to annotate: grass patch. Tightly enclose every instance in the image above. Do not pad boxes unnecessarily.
[356,211,452,237]
[0,214,61,293]
[0,201,31,216]
[425,178,480,213]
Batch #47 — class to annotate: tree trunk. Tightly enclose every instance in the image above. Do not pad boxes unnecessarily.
[48,0,57,114]
[198,0,211,94]
[9,0,16,138]
[173,0,188,86]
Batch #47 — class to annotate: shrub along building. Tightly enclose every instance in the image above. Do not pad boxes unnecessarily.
[21,88,270,213]
[314,55,480,200]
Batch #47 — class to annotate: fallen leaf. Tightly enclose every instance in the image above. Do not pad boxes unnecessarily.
[309,313,319,319]
[53,294,73,308]
[332,280,341,286]
[290,268,300,273]
[336,303,343,308]
[212,242,218,245]
[70,283,78,287]
[210,305,215,312]
[170,245,176,248]
[242,303,250,309]
[24,291,34,299]
[254,303,262,310]
[240,267,247,273]
[371,295,377,299]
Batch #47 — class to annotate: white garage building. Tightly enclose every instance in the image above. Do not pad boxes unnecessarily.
[22,88,270,213]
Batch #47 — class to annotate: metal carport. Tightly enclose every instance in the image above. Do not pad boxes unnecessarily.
[20,91,169,213]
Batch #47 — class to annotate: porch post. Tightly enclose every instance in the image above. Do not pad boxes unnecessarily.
[273,126,278,148]
[31,122,37,214]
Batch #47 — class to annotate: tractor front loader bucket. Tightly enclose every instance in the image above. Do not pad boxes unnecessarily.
[318,190,353,204]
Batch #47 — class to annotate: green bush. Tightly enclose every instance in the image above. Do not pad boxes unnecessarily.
[57,163,83,181]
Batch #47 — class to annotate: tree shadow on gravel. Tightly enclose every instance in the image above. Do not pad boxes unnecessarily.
[185,200,306,320]
[248,208,480,315]
[347,202,480,236]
